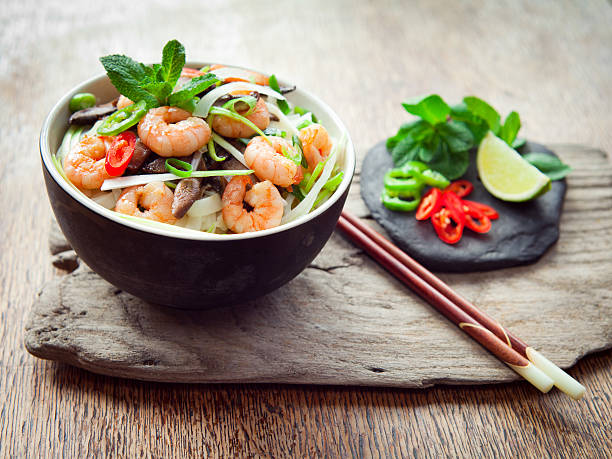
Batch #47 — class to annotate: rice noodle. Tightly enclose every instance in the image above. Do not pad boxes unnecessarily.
[187,194,223,218]
[193,82,285,118]
[266,103,300,138]
[282,133,346,224]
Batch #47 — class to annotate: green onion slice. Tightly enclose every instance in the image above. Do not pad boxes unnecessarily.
[268,74,291,115]
[207,138,226,162]
[323,171,344,191]
[304,160,325,193]
[292,134,309,169]
[190,170,253,178]
[222,95,257,116]
[165,181,177,189]
[165,158,193,177]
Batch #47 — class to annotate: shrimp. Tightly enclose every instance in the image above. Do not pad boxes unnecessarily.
[138,106,211,157]
[114,181,177,224]
[116,95,133,109]
[298,123,332,171]
[211,97,270,138]
[222,176,284,233]
[63,135,112,189]
[244,136,303,187]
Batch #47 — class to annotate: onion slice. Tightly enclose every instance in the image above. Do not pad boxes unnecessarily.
[193,82,285,118]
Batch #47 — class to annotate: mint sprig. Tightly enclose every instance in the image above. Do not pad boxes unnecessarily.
[388,94,526,180]
[99,39,217,110]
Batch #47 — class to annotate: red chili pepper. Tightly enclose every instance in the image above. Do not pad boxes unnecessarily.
[462,200,499,220]
[416,188,442,221]
[430,191,465,244]
[105,131,136,177]
[444,180,473,198]
[442,191,466,225]
[462,205,492,233]
[431,207,464,244]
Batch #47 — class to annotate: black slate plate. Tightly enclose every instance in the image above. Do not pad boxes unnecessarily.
[360,141,567,272]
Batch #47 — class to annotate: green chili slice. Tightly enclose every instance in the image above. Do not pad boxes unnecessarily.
[383,168,424,193]
[381,189,421,212]
[421,169,450,189]
[97,100,147,136]
[268,74,291,115]
[165,158,193,178]
[222,95,257,116]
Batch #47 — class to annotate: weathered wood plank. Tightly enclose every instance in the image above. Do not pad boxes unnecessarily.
[24,145,612,386]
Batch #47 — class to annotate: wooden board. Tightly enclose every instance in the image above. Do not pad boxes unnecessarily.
[25,144,612,387]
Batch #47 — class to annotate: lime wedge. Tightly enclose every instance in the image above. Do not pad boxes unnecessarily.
[477,131,551,202]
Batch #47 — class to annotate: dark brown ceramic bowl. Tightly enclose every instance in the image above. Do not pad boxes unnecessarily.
[40,65,355,309]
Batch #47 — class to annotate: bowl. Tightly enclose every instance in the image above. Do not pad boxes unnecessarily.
[40,63,356,309]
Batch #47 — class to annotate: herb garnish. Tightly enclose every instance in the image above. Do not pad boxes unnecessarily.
[523,152,572,181]
[99,40,218,110]
[387,95,525,179]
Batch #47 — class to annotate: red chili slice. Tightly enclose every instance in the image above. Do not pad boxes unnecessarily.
[105,131,136,177]
[462,200,499,220]
[431,207,464,244]
[442,191,466,225]
[463,205,492,233]
[444,180,473,198]
[416,188,442,221]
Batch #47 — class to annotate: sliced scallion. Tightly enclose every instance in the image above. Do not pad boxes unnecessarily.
[323,171,344,191]
[208,138,226,162]
[268,74,290,115]
[222,95,257,116]
[165,158,193,177]
[304,160,326,193]
[165,181,177,189]
[292,134,308,168]
[293,106,319,123]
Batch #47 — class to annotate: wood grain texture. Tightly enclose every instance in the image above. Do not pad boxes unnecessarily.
[24,148,612,385]
[2,0,612,457]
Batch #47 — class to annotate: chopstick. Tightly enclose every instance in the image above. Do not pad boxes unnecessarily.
[338,210,585,399]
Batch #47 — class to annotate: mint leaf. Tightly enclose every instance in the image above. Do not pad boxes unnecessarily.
[386,120,432,151]
[450,103,489,144]
[141,82,173,104]
[402,95,450,125]
[463,96,501,134]
[100,55,158,108]
[428,148,469,180]
[523,152,572,181]
[160,40,185,87]
[499,111,521,145]
[437,121,474,153]
[391,134,422,166]
[168,74,219,106]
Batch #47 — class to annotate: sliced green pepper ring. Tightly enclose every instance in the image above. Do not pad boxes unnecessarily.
[381,189,421,212]
[97,100,148,136]
[421,169,450,189]
[401,161,429,174]
[384,168,424,193]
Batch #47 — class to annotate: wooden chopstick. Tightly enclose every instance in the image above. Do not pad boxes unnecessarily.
[338,211,585,398]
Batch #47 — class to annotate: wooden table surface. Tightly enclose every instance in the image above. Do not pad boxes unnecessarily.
[1,0,611,457]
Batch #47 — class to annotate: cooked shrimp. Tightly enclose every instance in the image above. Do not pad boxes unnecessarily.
[138,106,211,157]
[298,123,333,171]
[114,182,177,224]
[116,95,133,109]
[222,176,284,233]
[244,136,303,187]
[209,64,269,85]
[63,135,112,189]
[211,97,270,138]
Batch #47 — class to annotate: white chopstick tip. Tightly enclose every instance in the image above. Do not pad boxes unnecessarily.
[526,348,586,400]
[508,362,555,393]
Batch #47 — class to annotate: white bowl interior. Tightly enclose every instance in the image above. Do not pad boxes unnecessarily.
[41,63,356,241]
